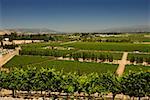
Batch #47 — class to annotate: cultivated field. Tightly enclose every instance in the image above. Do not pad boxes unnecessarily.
[125,65,150,74]
[61,42,150,52]
[128,53,150,61]
[1,33,150,99]
[4,55,118,74]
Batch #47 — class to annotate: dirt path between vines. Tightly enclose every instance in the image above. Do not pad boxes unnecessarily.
[116,52,128,76]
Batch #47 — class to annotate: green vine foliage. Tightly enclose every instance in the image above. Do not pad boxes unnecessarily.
[0,67,149,99]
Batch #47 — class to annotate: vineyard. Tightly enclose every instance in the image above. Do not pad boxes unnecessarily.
[0,0,149,98]
[4,55,52,67]
[4,55,118,74]
[19,42,124,61]
[0,67,149,99]
[61,42,150,52]
[20,41,150,52]
[1,36,150,99]
[128,53,150,64]
[124,65,150,74]
[70,51,122,60]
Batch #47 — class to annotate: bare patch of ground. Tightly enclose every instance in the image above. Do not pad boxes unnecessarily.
[116,52,128,76]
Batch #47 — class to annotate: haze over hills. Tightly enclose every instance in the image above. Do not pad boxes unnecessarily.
[0,25,150,34]
[0,28,58,34]
[99,25,150,33]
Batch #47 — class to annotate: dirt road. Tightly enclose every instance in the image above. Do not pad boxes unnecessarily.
[0,48,20,68]
[116,52,128,76]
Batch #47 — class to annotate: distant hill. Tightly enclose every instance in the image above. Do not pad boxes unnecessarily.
[0,31,5,35]
[1,25,150,34]
[0,30,11,35]
[99,25,150,33]
[3,28,58,34]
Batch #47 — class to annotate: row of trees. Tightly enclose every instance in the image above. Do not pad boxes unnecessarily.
[2,33,69,42]
[20,49,114,62]
[82,38,131,43]
[2,33,54,41]
[19,49,68,57]
[130,56,150,64]
[0,67,149,100]
[70,52,113,62]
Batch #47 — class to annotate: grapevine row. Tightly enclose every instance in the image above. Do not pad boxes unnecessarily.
[0,67,149,99]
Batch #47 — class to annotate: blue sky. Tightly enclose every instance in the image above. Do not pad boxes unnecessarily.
[1,0,149,32]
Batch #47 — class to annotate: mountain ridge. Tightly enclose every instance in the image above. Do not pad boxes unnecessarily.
[1,25,150,34]
[99,25,150,33]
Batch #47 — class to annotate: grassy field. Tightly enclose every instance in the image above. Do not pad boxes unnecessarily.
[4,55,53,67]
[124,65,150,74]
[4,55,118,74]
[61,42,150,52]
